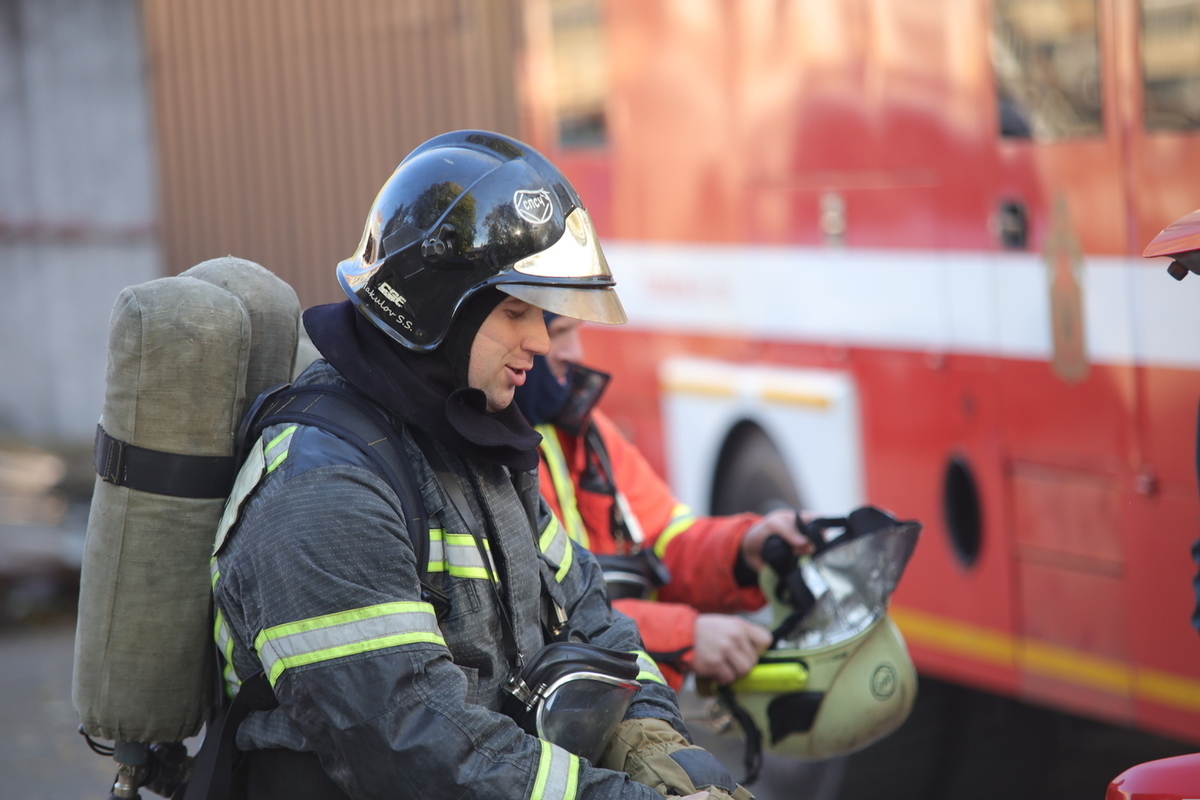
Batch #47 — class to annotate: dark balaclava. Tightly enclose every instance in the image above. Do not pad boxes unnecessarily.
[303,288,541,470]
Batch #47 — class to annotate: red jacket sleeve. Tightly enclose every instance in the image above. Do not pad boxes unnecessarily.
[612,597,696,691]
[588,412,767,614]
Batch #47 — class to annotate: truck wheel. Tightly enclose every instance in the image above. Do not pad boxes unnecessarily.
[710,424,801,516]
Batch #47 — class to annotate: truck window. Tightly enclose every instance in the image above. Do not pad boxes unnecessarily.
[1142,0,1200,130]
[549,0,608,148]
[991,0,1104,139]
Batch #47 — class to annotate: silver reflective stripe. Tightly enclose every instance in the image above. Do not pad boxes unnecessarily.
[264,425,297,473]
[538,515,573,582]
[213,609,240,697]
[445,532,497,580]
[212,426,298,556]
[427,528,446,573]
[254,601,445,687]
[633,650,668,685]
[426,528,497,580]
[530,739,580,800]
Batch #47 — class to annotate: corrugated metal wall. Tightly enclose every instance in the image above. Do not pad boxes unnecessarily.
[141,0,524,306]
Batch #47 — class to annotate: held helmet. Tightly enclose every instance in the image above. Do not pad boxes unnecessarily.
[337,130,626,351]
[699,507,921,782]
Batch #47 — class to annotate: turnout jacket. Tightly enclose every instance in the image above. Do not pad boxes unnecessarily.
[211,361,681,800]
[535,411,767,690]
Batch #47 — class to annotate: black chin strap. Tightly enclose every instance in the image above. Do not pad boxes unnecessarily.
[718,685,763,787]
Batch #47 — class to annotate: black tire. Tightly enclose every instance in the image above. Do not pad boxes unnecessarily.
[711,425,802,516]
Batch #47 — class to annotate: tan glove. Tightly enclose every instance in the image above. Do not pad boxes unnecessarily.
[600,718,754,800]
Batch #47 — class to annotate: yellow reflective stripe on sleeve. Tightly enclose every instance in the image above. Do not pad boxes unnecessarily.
[264,425,298,473]
[531,739,580,800]
[213,609,240,698]
[652,504,697,559]
[535,424,589,549]
[633,650,668,685]
[254,601,445,688]
[427,528,446,573]
[538,515,574,582]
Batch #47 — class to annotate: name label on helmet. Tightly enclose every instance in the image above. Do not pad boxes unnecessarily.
[514,190,553,225]
[365,284,415,332]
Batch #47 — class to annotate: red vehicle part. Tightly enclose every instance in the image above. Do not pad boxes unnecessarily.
[1107,753,1200,800]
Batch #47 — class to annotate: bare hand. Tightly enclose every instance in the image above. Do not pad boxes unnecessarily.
[740,508,814,572]
[691,614,773,685]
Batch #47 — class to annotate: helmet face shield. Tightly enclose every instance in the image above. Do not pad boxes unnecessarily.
[783,520,921,651]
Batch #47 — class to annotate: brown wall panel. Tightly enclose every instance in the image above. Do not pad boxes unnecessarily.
[142,0,523,306]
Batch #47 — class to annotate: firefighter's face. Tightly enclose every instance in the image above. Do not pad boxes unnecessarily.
[468,296,551,413]
[546,316,585,383]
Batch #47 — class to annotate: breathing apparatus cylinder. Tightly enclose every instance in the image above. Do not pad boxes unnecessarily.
[72,258,299,746]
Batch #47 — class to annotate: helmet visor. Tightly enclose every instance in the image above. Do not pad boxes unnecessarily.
[499,284,628,325]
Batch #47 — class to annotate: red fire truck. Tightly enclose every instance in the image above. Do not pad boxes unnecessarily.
[517,0,1200,781]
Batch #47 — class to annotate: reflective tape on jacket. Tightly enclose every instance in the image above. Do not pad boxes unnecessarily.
[213,608,240,698]
[535,424,590,549]
[651,504,697,559]
[633,650,668,685]
[427,528,500,581]
[530,739,580,800]
[254,601,445,687]
[538,515,573,582]
[213,426,297,556]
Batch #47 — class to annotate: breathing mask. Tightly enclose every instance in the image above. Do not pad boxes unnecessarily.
[504,641,642,763]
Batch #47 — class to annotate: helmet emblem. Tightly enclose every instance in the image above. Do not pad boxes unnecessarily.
[514,189,554,224]
[870,663,897,700]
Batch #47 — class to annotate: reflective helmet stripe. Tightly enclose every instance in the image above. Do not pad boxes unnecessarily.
[652,504,698,559]
[253,601,445,688]
[535,424,590,548]
[530,739,580,800]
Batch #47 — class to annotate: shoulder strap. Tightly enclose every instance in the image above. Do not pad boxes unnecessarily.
[246,383,432,592]
[182,672,277,800]
[583,421,647,548]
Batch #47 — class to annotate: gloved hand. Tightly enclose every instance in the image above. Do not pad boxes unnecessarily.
[600,718,753,800]
[670,788,753,800]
